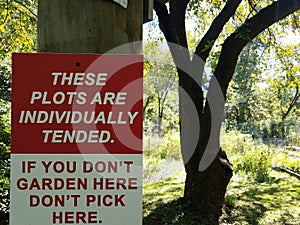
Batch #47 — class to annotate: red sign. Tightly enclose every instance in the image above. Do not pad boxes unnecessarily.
[12,53,143,154]
[10,53,143,225]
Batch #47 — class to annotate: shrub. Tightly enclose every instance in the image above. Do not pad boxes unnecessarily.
[273,151,300,173]
[222,130,274,182]
[158,131,181,160]
[144,131,181,161]
[236,144,273,182]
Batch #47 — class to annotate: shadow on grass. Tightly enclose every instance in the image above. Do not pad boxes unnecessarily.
[222,175,300,224]
[143,178,219,225]
[143,198,219,225]
[143,195,267,225]
[144,173,300,224]
[222,198,268,225]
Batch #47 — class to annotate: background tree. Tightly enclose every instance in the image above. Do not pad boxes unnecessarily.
[225,38,265,135]
[268,43,300,139]
[153,0,300,221]
[0,1,36,224]
[144,40,178,136]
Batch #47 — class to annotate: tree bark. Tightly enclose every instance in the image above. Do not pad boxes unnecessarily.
[184,148,233,220]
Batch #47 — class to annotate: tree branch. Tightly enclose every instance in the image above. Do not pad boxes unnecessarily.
[1,0,9,25]
[169,0,190,14]
[13,0,37,20]
[193,0,242,63]
[154,1,173,42]
[282,85,300,121]
[169,0,190,48]
[154,0,190,47]
[154,0,191,81]
[214,0,300,97]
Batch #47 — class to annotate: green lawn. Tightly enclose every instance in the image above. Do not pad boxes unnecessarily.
[143,170,300,225]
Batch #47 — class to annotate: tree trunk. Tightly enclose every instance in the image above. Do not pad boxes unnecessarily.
[184,148,233,220]
[179,71,233,220]
[38,0,142,54]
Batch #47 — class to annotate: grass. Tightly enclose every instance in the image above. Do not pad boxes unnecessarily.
[143,169,300,225]
[223,170,300,224]
[143,130,300,224]
[273,150,300,173]
[143,173,201,225]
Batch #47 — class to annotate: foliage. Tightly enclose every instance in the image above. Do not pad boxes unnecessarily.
[0,101,10,225]
[287,126,300,146]
[0,144,9,225]
[0,1,37,223]
[143,131,181,160]
[221,130,274,182]
[225,39,264,135]
[236,144,273,182]
[159,131,181,160]
[224,37,300,140]
[273,150,300,174]
[0,63,11,103]
[143,155,162,181]
[143,40,179,136]
[184,0,300,142]
[0,0,37,59]
[143,130,182,181]
[258,42,300,139]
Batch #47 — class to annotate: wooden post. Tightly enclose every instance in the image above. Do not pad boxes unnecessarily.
[38,0,142,54]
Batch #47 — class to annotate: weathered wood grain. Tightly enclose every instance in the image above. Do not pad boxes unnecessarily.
[38,0,142,54]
